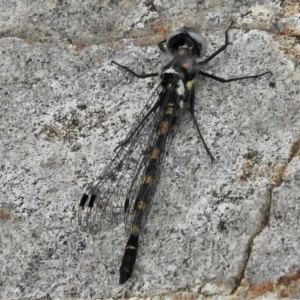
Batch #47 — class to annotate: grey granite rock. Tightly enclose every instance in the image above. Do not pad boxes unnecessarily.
[1,0,299,299]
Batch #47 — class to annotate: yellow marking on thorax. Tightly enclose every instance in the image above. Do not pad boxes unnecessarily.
[160,121,169,134]
[136,201,147,210]
[131,226,140,235]
[182,62,191,69]
[151,148,160,158]
[144,175,153,184]
[186,79,195,90]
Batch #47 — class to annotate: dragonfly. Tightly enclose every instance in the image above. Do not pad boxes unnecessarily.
[77,21,271,284]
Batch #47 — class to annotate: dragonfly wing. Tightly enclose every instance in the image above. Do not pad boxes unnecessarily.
[123,87,176,234]
[78,86,163,232]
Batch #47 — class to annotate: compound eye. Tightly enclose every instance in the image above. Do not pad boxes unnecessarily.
[185,30,207,58]
[166,28,207,58]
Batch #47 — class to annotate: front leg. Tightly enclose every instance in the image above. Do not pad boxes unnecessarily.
[112,61,158,78]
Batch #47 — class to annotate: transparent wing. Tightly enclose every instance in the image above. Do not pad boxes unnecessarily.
[123,87,178,235]
[123,129,170,235]
[78,85,164,232]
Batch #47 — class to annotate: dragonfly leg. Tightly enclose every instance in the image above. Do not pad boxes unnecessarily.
[199,21,234,65]
[189,86,214,162]
[158,39,167,53]
[198,70,272,82]
[112,61,158,78]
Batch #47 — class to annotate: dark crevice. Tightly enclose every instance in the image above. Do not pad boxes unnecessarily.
[232,139,300,294]
[231,187,272,294]
[289,139,300,163]
[233,138,300,295]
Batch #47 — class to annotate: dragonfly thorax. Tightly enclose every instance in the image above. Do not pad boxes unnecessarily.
[161,56,197,88]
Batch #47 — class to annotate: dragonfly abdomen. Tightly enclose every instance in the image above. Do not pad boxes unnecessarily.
[119,99,178,284]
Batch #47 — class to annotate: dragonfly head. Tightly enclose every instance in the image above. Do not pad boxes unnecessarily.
[166,27,207,58]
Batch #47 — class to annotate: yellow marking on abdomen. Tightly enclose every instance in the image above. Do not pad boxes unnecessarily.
[160,121,169,134]
[151,148,160,159]
[137,201,147,210]
[131,226,140,235]
[165,107,174,115]
[125,245,137,250]
[186,79,195,90]
[144,175,153,184]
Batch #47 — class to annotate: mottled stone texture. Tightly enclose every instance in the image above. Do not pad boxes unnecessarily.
[1,0,299,299]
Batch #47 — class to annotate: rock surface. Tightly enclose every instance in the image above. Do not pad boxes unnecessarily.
[1,0,300,299]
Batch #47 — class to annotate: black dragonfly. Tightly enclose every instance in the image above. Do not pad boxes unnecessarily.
[78,22,271,284]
